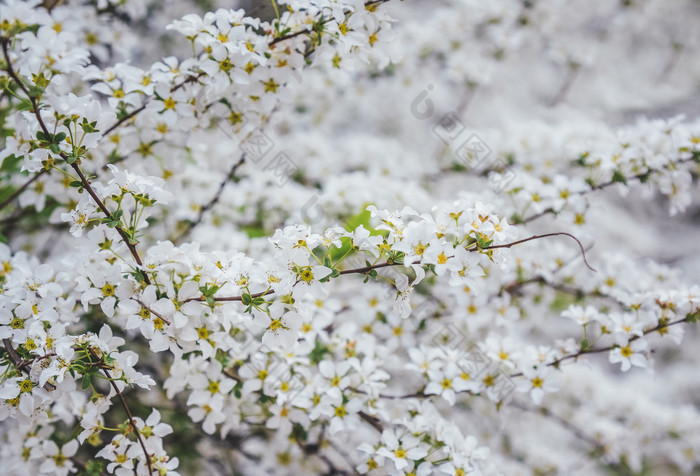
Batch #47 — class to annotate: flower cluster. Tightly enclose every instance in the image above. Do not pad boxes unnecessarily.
[1,0,700,475]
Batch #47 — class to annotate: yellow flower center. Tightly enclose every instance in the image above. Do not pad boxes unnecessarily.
[20,379,33,393]
[219,58,232,72]
[300,268,314,283]
[263,79,279,93]
[163,97,176,110]
[101,283,115,296]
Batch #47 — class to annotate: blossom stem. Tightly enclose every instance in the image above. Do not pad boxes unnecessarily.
[1,39,151,285]
[1,338,55,391]
[102,365,154,474]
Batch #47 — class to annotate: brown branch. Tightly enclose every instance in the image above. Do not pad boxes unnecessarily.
[1,39,150,285]
[357,411,384,432]
[102,71,206,138]
[511,400,605,452]
[136,300,170,326]
[101,364,154,475]
[501,275,607,301]
[0,170,47,212]
[188,232,593,303]
[2,338,55,391]
[472,231,596,272]
[522,155,697,224]
[222,368,242,383]
[510,314,694,378]
[174,154,246,244]
[101,0,392,136]
[351,313,697,401]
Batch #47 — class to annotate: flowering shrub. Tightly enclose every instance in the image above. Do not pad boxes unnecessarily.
[1,0,700,475]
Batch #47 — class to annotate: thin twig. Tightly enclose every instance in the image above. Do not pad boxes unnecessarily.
[511,400,605,452]
[0,170,47,212]
[510,314,693,378]
[350,314,696,400]
[522,156,697,224]
[101,365,154,474]
[135,300,171,326]
[174,154,246,244]
[472,231,596,272]
[188,232,593,303]
[2,339,55,391]
[1,39,150,285]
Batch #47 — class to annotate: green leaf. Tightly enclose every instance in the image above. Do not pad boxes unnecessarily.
[85,460,104,476]
[241,225,267,238]
[309,339,330,365]
[53,132,66,143]
[611,169,627,185]
[81,373,92,389]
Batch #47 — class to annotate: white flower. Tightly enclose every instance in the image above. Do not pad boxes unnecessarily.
[376,430,429,471]
[609,338,649,372]
[39,440,78,476]
[516,366,559,404]
[253,303,303,349]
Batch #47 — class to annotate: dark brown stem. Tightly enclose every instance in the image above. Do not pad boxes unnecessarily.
[351,314,696,400]
[510,314,693,378]
[522,155,697,224]
[189,232,593,303]
[102,71,206,137]
[0,170,47,212]
[2,339,55,391]
[473,231,596,272]
[1,39,150,285]
[136,300,170,326]
[357,411,384,432]
[102,366,154,474]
